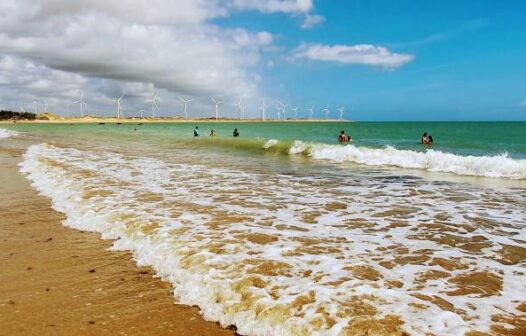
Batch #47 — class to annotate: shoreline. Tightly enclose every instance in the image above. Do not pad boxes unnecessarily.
[0,117,349,124]
[0,146,235,336]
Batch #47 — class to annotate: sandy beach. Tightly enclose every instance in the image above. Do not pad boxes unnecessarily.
[0,146,234,335]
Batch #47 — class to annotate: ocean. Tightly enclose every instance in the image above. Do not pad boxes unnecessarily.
[1,121,525,335]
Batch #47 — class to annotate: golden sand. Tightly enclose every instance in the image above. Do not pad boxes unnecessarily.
[0,149,234,335]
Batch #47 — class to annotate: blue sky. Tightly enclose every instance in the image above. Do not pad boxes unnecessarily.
[1,1,525,121]
[220,1,526,120]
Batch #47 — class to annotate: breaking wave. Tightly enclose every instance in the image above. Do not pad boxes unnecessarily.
[263,140,526,179]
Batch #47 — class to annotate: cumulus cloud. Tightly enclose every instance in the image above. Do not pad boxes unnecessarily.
[301,14,325,29]
[292,43,415,69]
[0,0,298,115]
[0,0,328,116]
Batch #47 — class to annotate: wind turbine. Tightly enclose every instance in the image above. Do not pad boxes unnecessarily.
[19,104,25,113]
[138,107,145,118]
[260,102,267,120]
[337,107,345,120]
[237,98,247,119]
[144,92,159,118]
[110,94,125,118]
[72,92,87,116]
[306,105,314,120]
[179,97,193,118]
[323,104,330,120]
[278,101,289,120]
[274,105,280,120]
[210,97,223,120]
[291,106,299,119]
[32,99,38,114]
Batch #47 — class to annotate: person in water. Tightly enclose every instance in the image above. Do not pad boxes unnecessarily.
[194,126,199,137]
[209,130,216,136]
[421,132,433,145]
[233,128,239,137]
[421,132,429,144]
[338,130,352,142]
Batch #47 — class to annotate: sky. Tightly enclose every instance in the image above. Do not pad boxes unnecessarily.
[0,0,525,121]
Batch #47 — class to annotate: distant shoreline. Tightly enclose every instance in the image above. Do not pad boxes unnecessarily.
[0,117,349,124]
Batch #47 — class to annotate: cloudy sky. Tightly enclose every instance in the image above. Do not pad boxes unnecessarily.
[0,0,525,120]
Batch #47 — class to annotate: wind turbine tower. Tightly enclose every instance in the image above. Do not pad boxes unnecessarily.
[260,102,267,120]
[292,106,299,119]
[32,99,38,114]
[278,102,289,120]
[337,107,345,120]
[323,104,330,120]
[145,92,159,118]
[275,105,283,120]
[307,105,314,120]
[179,97,193,118]
[72,92,87,116]
[237,99,247,119]
[111,94,125,118]
[210,97,223,120]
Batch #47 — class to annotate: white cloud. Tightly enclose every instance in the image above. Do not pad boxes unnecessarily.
[292,43,415,69]
[0,0,328,117]
[227,0,313,14]
[301,14,325,29]
[0,0,294,116]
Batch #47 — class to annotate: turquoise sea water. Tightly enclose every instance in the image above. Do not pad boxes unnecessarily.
[5,121,526,158]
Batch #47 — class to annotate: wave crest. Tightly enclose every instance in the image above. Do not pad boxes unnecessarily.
[307,144,526,179]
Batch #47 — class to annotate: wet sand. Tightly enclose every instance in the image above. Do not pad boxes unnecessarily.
[0,148,234,335]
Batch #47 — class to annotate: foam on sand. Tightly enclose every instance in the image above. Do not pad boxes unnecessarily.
[0,128,20,139]
[20,143,526,336]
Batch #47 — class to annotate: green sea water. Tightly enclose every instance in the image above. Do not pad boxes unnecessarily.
[4,121,526,158]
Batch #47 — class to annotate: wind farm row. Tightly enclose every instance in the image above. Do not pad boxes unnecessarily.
[17,92,348,121]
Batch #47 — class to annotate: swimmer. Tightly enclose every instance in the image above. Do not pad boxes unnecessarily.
[194,126,199,137]
[233,128,239,137]
[338,130,352,142]
[209,130,217,136]
[421,132,429,144]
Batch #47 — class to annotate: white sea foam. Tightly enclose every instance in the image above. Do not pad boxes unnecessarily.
[0,128,20,139]
[285,141,526,179]
[263,139,279,149]
[20,143,526,336]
